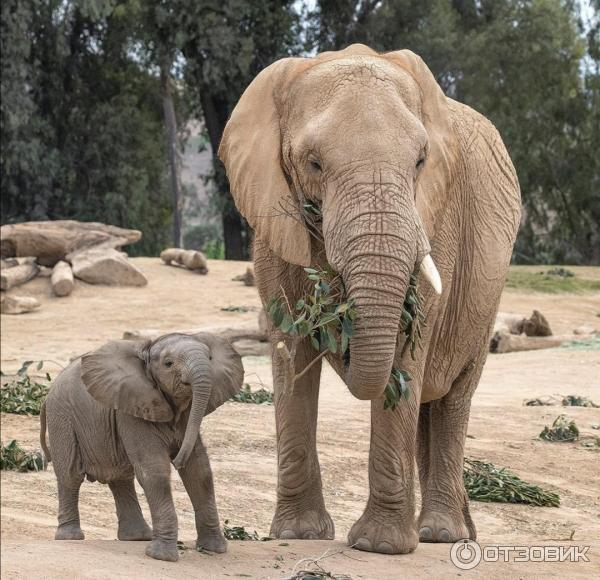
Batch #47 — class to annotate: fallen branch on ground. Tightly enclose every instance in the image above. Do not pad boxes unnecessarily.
[464,458,560,506]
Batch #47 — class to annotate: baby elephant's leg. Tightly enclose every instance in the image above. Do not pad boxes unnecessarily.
[109,479,152,541]
[49,419,85,540]
[121,423,179,562]
[133,460,178,562]
[178,438,227,553]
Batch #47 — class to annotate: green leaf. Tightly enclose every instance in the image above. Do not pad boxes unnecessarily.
[280,314,294,333]
[342,315,354,337]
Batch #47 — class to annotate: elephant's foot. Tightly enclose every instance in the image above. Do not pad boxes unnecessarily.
[55,522,85,540]
[418,509,474,543]
[196,528,227,554]
[145,538,178,562]
[270,492,334,540]
[117,519,153,541]
[348,505,418,555]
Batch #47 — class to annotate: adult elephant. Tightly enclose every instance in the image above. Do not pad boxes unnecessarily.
[218,44,521,555]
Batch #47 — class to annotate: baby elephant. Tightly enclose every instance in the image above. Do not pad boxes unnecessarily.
[40,332,244,562]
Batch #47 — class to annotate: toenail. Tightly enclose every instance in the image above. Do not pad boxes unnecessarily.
[419,526,433,541]
[353,537,373,552]
[303,531,318,539]
[280,529,298,540]
[376,541,395,554]
[438,529,451,542]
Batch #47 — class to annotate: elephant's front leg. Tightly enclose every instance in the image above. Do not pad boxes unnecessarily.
[270,341,334,540]
[178,438,227,553]
[348,393,420,554]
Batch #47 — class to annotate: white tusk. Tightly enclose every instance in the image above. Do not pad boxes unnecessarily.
[420,254,442,295]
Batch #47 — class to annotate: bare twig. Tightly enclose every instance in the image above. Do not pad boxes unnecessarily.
[293,349,329,384]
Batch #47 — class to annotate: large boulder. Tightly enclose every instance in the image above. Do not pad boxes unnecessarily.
[69,248,147,286]
[1,221,141,266]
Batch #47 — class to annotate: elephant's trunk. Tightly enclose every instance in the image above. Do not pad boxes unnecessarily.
[172,347,212,470]
[324,175,428,400]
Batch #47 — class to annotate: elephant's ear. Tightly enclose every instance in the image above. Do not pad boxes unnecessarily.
[218,58,312,267]
[382,50,456,236]
[81,340,174,422]
[191,333,244,415]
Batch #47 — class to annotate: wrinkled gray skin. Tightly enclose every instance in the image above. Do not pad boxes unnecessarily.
[41,333,244,562]
[219,45,522,554]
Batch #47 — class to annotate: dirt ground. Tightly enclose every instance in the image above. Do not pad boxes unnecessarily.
[1,259,599,579]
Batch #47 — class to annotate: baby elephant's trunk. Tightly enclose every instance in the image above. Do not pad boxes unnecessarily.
[172,347,212,470]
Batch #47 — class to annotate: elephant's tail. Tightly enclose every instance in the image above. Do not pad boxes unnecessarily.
[40,401,51,465]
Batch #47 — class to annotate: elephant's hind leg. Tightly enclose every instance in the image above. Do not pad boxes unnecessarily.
[417,361,482,543]
[49,420,85,540]
[109,479,152,541]
[270,342,334,541]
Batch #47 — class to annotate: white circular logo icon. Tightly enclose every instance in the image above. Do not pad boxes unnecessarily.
[450,539,482,570]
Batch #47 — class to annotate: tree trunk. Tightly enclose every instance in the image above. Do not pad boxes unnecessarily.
[0,262,39,290]
[160,62,182,249]
[200,91,251,260]
[51,260,74,297]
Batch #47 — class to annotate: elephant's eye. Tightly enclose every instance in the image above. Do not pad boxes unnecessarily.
[308,157,322,172]
[416,157,425,171]
[165,360,174,368]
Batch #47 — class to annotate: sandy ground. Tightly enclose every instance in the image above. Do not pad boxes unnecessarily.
[1,259,599,579]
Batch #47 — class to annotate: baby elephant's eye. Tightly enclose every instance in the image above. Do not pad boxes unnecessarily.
[164,360,174,368]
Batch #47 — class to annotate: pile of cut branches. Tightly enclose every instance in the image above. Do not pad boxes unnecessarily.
[464,458,560,507]
[1,361,51,415]
[231,384,274,405]
[539,415,580,442]
[0,440,44,472]
[222,520,271,541]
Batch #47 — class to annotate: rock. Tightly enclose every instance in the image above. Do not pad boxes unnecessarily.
[233,266,255,286]
[573,326,595,335]
[51,261,75,297]
[0,261,39,291]
[70,248,147,286]
[494,312,525,335]
[1,220,141,266]
[522,309,552,337]
[1,294,41,315]
[160,248,208,274]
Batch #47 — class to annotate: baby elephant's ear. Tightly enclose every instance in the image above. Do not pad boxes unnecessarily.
[192,333,245,415]
[81,340,174,422]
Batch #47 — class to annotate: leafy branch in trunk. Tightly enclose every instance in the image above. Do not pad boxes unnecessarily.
[383,273,426,411]
[464,458,560,507]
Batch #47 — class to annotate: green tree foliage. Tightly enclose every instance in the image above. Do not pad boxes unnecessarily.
[1,0,172,255]
[306,0,599,264]
[173,0,302,259]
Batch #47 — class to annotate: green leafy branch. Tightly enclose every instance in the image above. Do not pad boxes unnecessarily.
[1,360,52,416]
[464,458,560,507]
[267,267,356,391]
[0,440,45,472]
